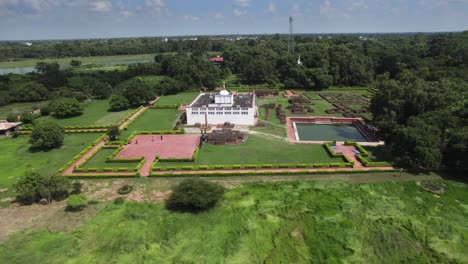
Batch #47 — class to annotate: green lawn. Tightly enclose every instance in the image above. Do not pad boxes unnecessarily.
[0,134,100,203]
[0,101,48,119]
[366,146,392,162]
[81,148,138,169]
[156,135,343,167]
[0,54,156,69]
[120,109,182,139]
[155,92,200,106]
[1,180,466,263]
[36,100,134,127]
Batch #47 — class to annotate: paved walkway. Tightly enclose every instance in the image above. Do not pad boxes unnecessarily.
[285,90,300,97]
[334,142,363,168]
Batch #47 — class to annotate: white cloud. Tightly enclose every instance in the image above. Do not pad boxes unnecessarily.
[121,10,133,17]
[183,15,200,21]
[233,8,246,16]
[89,1,112,12]
[145,0,165,16]
[320,0,334,15]
[266,2,276,13]
[233,0,250,8]
[0,0,59,14]
[212,12,224,19]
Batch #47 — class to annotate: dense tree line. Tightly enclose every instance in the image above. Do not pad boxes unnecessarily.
[370,72,467,170]
[0,37,224,60]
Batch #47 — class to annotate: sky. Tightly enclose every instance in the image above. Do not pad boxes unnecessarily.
[0,0,467,40]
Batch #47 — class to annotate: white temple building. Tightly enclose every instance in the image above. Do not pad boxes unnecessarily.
[186,90,256,126]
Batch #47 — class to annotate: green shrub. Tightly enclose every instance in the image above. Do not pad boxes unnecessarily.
[67,194,87,211]
[165,178,225,212]
[88,200,99,205]
[117,185,133,195]
[114,197,125,204]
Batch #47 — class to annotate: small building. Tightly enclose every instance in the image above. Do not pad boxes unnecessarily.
[0,120,22,136]
[186,90,256,126]
[209,56,224,65]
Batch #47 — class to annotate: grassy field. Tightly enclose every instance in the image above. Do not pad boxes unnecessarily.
[72,65,128,73]
[120,109,182,139]
[36,100,134,127]
[0,134,100,203]
[155,92,200,106]
[0,54,156,68]
[156,134,343,167]
[0,179,466,263]
[81,148,139,169]
[0,101,48,119]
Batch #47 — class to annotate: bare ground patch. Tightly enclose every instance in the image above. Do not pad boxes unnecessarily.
[0,201,98,243]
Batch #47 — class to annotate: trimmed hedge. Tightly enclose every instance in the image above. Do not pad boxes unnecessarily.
[57,133,107,173]
[149,104,180,109]
[152,162,353,171]
[126,129,185,144]
[343,141,391,167]
[64,125,112,130]
[117,106,144,126]
[64,174,139,179]
[356,154,393,167]
[106,140,126,146]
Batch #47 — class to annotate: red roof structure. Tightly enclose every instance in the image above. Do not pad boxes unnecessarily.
[209,56,224,62]
[0,120,21,131]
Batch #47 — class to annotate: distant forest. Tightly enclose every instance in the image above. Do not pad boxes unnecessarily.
[0,32,467,171]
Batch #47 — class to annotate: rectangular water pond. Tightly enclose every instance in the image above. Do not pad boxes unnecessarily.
[295,123,368,142]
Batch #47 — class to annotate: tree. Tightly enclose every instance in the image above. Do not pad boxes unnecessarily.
[109,94,130,111]
[11,83,48,102]
[107,125,120,141]
[40,174,70,204]
[67,193,87,211]
[49,97,84,117]
[35,62,67,89]
[121,78,155,106]
[29,121,64,150]
[70,60,82,67]
[20,112,36,124]
[6,112,18,122]
[165,178,225,212]
[14,172,44,204]
[81,77,112,99]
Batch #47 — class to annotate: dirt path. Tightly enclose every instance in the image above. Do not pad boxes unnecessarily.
[150,166,395,176]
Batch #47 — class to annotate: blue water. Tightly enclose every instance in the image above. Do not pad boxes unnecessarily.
[295,123,368,142]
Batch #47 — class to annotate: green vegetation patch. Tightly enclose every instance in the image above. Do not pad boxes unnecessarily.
[36,100,134,127]
[0,180,466,263]
[155,92,200,106]
[120,109,181,139]
[0,133,99,201]
[73,65,128,73]
[0,54,156,69]
[0,101,48,119]
[156,135,343,167]
[81,148,138,169]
